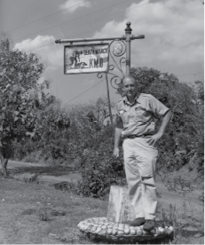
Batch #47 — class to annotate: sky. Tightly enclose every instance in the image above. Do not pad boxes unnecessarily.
[0,0,204,106]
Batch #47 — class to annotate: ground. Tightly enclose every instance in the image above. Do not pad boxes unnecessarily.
[0,160,204,244]
[0,177,107,244]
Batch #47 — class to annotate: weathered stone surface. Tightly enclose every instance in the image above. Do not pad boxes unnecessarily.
[78,186,175,243]
[107,185,135,223]
[78,217,174,243]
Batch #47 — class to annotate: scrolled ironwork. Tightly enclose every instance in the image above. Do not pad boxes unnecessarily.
[108,64,115,71]
[97,39,126,90]
[109,74,123,89]
[111,40,126,57]
[97,72,104,79]
[119,57,126,71]
[109,40,126,75]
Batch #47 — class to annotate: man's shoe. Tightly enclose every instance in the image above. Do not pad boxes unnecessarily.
[127,217,145,227]
[143,220,155,231]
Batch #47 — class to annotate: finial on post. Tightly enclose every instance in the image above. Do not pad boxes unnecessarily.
[125,21,132,35]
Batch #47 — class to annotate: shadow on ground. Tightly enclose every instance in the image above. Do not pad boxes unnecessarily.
[9,166,78,177]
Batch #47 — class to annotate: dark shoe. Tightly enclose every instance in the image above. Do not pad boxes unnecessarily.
[127,217,145,227]
[143,220,155,231]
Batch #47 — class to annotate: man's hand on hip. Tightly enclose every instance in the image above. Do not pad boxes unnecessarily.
[147,132,163,146]
[113,147,120,157]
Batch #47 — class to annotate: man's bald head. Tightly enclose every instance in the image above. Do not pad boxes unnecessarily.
[122,75,136,85]
[122,75,138,99]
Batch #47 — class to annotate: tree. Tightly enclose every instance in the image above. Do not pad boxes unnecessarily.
[0,38,51,176]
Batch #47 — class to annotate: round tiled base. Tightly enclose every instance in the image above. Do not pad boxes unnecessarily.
[78,217,174,243]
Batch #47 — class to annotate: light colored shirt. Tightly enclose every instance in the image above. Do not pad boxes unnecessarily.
[115,93,170,137]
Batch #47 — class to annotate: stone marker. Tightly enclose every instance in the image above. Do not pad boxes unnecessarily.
[107,185,135,223]
[77,185,174,243]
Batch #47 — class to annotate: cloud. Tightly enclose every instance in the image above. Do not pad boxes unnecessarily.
[59,0,91,13]
[93,0,204,67]
[14,35,63,70]
[14,35,55,52]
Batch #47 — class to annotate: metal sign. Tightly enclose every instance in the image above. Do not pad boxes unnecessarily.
[64,43,109,74]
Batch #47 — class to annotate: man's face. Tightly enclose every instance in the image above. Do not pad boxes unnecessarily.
[122,76,138,98]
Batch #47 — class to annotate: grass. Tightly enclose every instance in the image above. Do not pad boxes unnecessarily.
[0,176,204,244]
[156,202,204,244]
[0,177,107,244]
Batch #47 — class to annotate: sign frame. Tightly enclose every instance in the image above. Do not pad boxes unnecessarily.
[64,43,110,75]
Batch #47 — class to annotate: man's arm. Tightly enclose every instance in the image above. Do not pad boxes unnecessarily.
[113,114,123,157]
[148,110,172,145]
[157,110,172,135]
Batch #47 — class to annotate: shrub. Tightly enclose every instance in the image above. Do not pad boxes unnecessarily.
[77,127,126,198]
[196,137,204,176]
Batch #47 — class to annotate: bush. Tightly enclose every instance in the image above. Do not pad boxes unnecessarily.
[77,128,126,198]
[196,136,204,176]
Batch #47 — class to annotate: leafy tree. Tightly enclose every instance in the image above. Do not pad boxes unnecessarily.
[0,38,54,176]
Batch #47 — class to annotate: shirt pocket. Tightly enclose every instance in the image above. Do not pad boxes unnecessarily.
[134,107,147,122]
[119,109,129,124]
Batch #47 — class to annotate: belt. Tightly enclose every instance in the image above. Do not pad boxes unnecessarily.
[123,134,151,139]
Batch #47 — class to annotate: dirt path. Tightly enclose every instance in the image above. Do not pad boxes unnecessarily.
[3,160,82,183]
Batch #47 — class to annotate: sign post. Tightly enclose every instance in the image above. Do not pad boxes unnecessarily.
[56,21,145,125]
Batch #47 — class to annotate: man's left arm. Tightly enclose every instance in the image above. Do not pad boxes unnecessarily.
[147,95,173,145]
[148,110,172,145]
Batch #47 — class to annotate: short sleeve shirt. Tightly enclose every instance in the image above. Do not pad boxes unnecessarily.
[115,93,170,137]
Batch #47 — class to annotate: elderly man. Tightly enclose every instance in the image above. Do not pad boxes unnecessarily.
[113,75,172,231]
